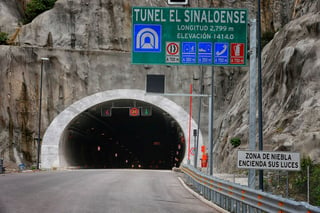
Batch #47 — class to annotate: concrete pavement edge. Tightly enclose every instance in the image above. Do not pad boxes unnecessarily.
[177,177,229,213]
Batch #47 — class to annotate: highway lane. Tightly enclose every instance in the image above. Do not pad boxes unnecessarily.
[0,169,219,213]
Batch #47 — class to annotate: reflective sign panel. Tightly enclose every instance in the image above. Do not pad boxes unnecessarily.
[132,7,248,66]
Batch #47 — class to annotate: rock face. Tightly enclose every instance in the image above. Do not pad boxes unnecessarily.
[0,0,319,172]
[214,11,320,171]
[3,0,320,46]
[0,0,23,34]
[262,12,320,159]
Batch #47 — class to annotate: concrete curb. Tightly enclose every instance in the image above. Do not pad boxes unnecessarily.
[177,177,229,213]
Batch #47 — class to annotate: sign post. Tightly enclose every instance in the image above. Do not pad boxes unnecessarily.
[132,7,248,66]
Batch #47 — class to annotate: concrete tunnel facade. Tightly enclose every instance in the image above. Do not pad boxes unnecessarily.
[41,89,204,169]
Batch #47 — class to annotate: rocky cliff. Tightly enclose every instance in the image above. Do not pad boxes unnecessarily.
[0,0,319,172]
[3,0,320,48]
[214,11,320,171]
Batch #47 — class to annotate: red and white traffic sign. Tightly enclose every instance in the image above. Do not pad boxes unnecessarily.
[166,42,180,63]
[129,107,140,116]
[166,42,179,55]
[190,147,196,156]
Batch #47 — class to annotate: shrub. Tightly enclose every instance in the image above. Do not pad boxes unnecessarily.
[23,0,57,24]
[230,137,241,148]
[0,32,8,44]
[292,157,320,206]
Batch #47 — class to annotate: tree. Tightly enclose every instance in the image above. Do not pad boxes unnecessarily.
[24,0,57,24]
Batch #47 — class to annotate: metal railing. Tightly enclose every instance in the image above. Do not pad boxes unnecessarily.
[181,164,320,213]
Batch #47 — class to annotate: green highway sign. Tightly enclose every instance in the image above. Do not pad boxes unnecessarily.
[132,7,248,66]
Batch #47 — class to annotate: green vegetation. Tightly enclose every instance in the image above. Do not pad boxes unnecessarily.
[0,32,8,44]
[265,157,320,206]
[275,127,284,133]
[23,0,57,24]
[292,157,320,206]
[230,137,241,148]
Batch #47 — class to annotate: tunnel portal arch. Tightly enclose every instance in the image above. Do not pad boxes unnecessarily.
[41,89,203,169]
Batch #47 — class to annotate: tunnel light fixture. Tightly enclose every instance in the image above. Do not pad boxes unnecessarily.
[153,141,161,146]
[41,57,49,61]
[178,144,181,150]
[101,107,112,117]
[168,0,188,5]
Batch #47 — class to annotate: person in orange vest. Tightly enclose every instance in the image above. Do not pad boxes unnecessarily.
[201,153,208,168]
[200,145,208,168]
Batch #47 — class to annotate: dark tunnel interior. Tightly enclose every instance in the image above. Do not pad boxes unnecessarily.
[63,99,185,169]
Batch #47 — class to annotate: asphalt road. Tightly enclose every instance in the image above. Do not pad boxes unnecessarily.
[0,169,218,213]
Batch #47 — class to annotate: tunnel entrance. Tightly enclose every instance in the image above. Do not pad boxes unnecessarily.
[63,99,185,169]
[41,89,202,170]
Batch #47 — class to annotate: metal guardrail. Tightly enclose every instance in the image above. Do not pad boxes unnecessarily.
[181,164,320,213]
